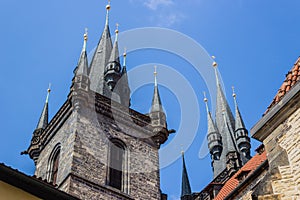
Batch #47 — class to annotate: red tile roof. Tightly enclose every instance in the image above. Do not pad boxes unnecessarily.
[265,57,300,114]
[214,151,267,200]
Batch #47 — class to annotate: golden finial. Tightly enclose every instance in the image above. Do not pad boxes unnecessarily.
[123,47,127,57]
[106,0,111,10]
[115,23,119,34]
[232,86,236,98]
[84,28,88,41]
[123,48,127,67]
[212,56,218,68]
[203,91,208,103]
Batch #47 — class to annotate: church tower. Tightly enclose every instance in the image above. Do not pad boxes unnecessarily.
[206,59,251,178]
[24,3,172,200]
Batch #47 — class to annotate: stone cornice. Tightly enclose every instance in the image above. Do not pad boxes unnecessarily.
[251,81,300,141]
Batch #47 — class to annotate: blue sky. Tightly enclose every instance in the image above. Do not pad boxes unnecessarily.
[1,0,300,199]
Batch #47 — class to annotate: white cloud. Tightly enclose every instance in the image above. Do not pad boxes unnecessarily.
[144,0,174,10]
[155,13,186,27]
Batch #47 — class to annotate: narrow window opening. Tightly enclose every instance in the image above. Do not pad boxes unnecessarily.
[108,142,124,190]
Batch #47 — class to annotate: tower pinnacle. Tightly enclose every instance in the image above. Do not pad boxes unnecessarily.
[181,152,192,200]
[37,85,51,130]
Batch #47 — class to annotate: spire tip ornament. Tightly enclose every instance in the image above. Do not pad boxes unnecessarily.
[212,56,218,68]
[46,83,51,103]
[115,23,119,34]
[232,86,237,98]
[106,0,111,10]
[154,65,158,87]
[203,91,208,103]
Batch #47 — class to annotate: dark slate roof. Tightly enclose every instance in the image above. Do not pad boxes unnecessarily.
[36,92,49,129]
[265,57,300,114]
[0,163,79,200]
[233,95,246,132]
[88,10,113,94]
[75,36,88,77]
[151,82,164,113]
[181,154,192,197]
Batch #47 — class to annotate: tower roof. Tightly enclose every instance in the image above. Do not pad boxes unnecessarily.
[89,3,113,94]
[213,65,236,153]
[36,86,51,130]
[181,152,192,197]
[151,66,164,113]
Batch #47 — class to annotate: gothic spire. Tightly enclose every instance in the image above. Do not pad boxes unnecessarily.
[105,24,121,91]
[151,66,164,113]
[232,87,251,160]
[119,49,131,106]
[75,29,88,76]
[89,1,113,94]
[204,92,222,161]
[211,57,240,176]
[213,63,235,134]
[181,152,192,198]
[108,23,120,64]
[232,87,246,130]
[204,92,218,135]
[36,86,51,130]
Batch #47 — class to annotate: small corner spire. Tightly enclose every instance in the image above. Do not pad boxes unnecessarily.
[36,85,51,129]
[151,65,164,113]
[181,152,192,198]
[75,29,89,76]
[105,0,111,26]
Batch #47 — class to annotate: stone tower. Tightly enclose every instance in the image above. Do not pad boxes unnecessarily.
[24,3,172,200]
[206,62,251,178]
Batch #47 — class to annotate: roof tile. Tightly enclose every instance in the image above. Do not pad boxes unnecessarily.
[265,57,300,114]
[214,151,267,200]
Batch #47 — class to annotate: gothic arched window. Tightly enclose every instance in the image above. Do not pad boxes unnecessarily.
[107,139,128,193]
[47,143,61,185]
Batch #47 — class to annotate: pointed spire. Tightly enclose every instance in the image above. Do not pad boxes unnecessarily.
[232,86,251,161]
[232,86,246,130]
[76,29,89,76]
[108,24,120,64]
[204,92,223,163]
[151,66,164,113]
[212,56,235,142]
[204,92,218,135]
[181,152,192,198]
[89,1,113,94]
[36,85,51,130]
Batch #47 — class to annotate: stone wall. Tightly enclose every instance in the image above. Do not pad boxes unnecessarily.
[259,107,300,199]
[35,98,161,200]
